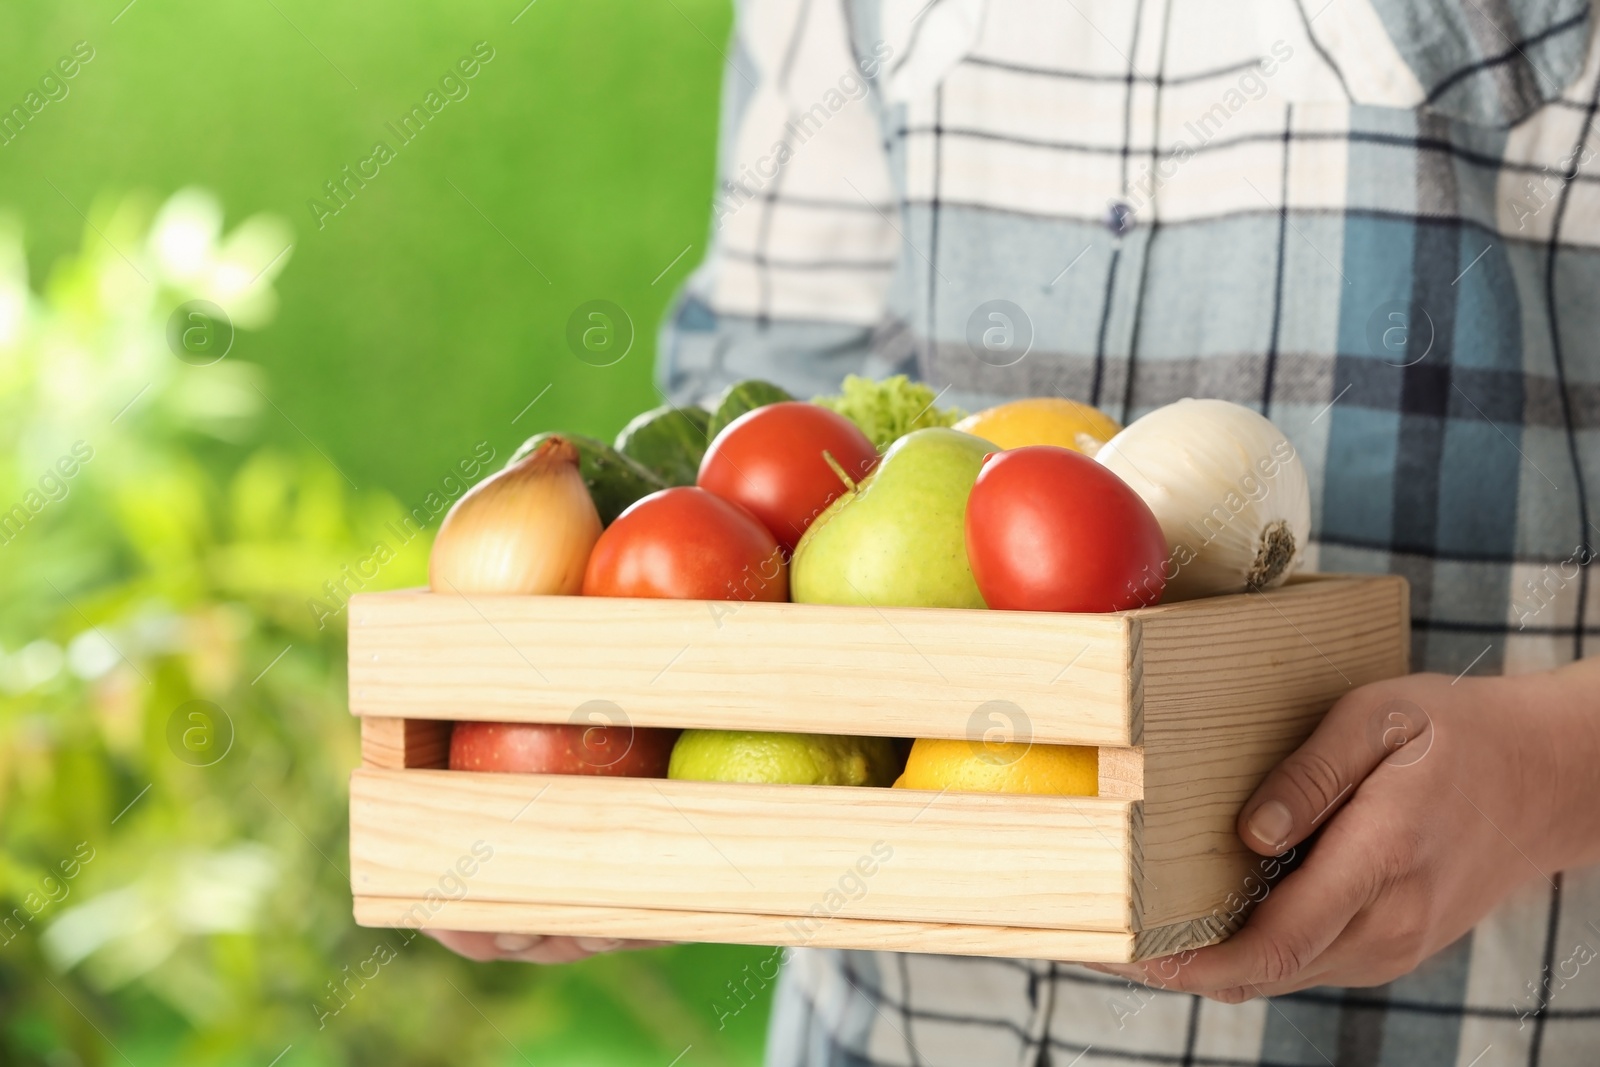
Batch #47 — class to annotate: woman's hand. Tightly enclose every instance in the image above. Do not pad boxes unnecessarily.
[423,929,669,964]
[1087,663,1600,1002]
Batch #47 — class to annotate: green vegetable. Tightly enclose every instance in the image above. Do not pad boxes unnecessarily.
[510,431,665,524]
[814,374,966,452]
[705,379,794,440]
[614,404,712,486]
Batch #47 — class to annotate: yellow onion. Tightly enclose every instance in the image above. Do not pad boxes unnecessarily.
[428,435,602,595]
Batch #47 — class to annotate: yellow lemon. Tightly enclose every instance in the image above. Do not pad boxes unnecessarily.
[892,737,1098,796]
[954,397,1121,454]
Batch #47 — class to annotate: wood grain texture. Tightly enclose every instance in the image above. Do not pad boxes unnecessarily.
[350,768,1138,931]
[1097,747,1144,799]
[345,575,1411,955]
[1134,575,1410,926]
[360,717,451,769]
[347,591,1139,746]
[351,896,1235,963]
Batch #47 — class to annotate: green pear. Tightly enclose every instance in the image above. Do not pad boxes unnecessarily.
[791,427,996,608]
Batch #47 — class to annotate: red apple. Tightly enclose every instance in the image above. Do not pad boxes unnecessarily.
[448,721,679,777]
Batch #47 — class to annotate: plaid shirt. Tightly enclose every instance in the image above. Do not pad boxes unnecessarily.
[659,0,1600,1063]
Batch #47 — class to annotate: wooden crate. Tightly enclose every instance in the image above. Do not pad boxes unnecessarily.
[346,574,1408,962]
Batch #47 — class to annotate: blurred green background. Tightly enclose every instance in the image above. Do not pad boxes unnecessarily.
[0,1,783,1064]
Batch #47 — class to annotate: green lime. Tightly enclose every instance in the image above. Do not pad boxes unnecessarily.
[667,730,902,787]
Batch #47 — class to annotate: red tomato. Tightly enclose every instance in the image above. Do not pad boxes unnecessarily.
[697,401,878,553]
[582,487,788,601]
[965,446,1168,612]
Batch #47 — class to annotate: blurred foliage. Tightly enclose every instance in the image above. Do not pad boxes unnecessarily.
[0,0,729,506]
[0,192,770,1066]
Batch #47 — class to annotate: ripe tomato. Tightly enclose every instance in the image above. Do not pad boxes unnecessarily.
[697,401,878,553]
[582,487,788,601]
[965,446,1168,612]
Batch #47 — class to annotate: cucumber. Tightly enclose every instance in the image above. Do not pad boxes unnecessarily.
[509,432,665,525]
[614,405,711,486]
[706,379,794,440]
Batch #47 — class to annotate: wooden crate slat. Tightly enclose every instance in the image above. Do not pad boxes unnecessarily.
[350,768,1138,932]
[348,593,1138,747]
[352,896,1238,964]
[1134,576,1410,926]
[346,574,1414,959]
[360,717,451,769]
[1096,746,1143,799]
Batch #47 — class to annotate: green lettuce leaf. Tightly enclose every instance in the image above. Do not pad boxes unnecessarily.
[814,375,966,452]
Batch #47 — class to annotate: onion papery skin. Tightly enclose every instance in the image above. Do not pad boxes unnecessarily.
[1095,398,1311,601]
[428,435,603,596]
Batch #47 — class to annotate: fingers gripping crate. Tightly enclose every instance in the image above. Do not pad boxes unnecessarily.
[345,574,1409,962]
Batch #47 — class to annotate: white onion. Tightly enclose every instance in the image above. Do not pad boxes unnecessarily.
[1095,399,1311,601]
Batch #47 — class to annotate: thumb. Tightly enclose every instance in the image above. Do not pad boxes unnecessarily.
[1237,687,1428,855]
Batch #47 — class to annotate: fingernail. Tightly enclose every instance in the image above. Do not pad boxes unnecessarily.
[1246,800,1294,849]
[575,937,623,953]
[493,933,542,953]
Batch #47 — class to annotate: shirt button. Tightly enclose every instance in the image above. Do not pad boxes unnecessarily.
[1105,200,1134,236]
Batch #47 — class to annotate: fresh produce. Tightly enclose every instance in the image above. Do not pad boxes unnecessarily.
[965,446,1168,612]
[449,721,679,777]
[582,486,788,601]
[697,401,879,553]
[511,431,665,525]
[614,404,712,486]
[668,729,902,786]
[705,379,794,439]
[428,435,601,595]
[424,382,1318,795]
[814,374,965,451]
[1096,398,1310,601]
[791,428,994,608]
[893,737,1098,796]
[954,397,1120,454]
